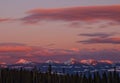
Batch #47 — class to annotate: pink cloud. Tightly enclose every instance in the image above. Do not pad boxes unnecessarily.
[0,17,13,23]
[0,43,120,63]
[31,49,55,56]
[21,5,120,24]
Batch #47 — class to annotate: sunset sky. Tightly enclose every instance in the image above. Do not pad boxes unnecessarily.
[0,0,120,64]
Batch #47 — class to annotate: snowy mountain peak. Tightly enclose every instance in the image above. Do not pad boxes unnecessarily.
[16,59,31,64]
[80,59,98,65]
[45,60,60,64]
[64,58,79,65]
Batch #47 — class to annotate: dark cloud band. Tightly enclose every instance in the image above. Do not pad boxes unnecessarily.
[77,37,120,44]
[78,33,115,38]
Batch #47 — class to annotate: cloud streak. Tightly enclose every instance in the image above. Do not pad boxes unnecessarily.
[78,33,115,38]
[0,43,32,52]
[77,37,120,44]
[21,5,120,24]
[0,18,13,23]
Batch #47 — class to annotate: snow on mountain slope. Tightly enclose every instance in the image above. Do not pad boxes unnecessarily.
[16,59,31,64]
[99,60,113,64]
[80,59,98,65]
[64,58,79,65]
[45,60,60,64]
[80,59,113,65]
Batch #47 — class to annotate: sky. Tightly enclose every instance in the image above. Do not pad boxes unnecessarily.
[0,0,120,64]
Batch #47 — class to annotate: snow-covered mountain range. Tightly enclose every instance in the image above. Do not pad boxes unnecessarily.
[1,58,120,74]
[0,58,116,66]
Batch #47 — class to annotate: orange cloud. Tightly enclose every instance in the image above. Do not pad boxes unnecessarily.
[22,5,120,24]
[0,43,32,52]
[70,48,79,52]
[0,46,32,52]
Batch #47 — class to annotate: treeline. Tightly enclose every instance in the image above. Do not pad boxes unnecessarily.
[0,65,119,83]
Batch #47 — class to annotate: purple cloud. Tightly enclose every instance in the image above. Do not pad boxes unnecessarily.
[78,33,116,38]
[77,37,120,44]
